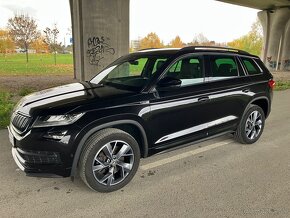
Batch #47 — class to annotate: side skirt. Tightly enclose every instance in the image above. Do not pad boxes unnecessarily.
[149,130,235,156]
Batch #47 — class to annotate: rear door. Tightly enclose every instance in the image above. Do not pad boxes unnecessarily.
[204,54,253,136]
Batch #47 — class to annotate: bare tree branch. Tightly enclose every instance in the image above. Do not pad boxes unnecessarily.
[43,24,62,65]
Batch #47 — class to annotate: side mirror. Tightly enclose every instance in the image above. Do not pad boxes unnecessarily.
[156,77,181,89]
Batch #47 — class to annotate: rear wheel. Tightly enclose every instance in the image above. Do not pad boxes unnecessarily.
[79,128,140,192]
[235,105,265,144]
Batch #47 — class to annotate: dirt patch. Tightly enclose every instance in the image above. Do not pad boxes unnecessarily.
[0,75,77,93]
[271,71,290,81]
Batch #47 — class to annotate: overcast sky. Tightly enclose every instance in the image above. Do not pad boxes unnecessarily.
[0,0,258,44]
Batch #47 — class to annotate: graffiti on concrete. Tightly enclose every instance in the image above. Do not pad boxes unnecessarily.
[267,56,290,70]
[283,59,290,70]
[87,36,115,66]
[267,56,277,69]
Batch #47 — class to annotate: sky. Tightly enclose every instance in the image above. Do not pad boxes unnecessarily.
[0,0,259,44]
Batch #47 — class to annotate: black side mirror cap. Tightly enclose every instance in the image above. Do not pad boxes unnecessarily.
[156,77,182,89]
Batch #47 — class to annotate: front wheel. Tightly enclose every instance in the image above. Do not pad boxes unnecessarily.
[79,128,140,192]
[235,105,265,144]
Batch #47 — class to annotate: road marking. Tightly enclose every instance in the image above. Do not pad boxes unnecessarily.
[141,139,234,171]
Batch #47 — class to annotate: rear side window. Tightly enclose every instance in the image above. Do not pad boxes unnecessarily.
[241,57,261,75]
[209,55,238,80]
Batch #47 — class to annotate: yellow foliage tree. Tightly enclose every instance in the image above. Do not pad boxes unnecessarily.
[0,29,15,56]
[31,37,49,53]
[170,36,184,48]
[228,19,263,56]
[139,32,164,49]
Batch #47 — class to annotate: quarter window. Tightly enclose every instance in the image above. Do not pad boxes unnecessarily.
[241,57,261,75]
[209,56,238,80]
[163,56,204,86]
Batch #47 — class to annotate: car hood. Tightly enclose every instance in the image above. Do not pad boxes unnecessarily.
[15,82,135,115]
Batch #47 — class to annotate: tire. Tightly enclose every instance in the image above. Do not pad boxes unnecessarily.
[234,104,265,144]
[79,128,140,192]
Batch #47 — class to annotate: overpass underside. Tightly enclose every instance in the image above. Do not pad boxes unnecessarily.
[218,0,290,71]
[70,0,290,81]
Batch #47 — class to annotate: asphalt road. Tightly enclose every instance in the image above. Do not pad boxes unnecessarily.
[0,90,289,218]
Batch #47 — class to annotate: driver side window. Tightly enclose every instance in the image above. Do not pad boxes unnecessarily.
[163,55,204,87]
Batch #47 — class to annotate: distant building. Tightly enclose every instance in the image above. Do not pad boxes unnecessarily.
[15,48,36,54]
[130,39,140,52]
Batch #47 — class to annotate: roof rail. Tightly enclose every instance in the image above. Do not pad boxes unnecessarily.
[180,46,249,55]
[137,48,158,51]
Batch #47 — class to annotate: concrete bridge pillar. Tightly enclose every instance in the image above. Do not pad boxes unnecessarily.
[281,20,290,71]
[258,8,290,71]
[70,0,129,81]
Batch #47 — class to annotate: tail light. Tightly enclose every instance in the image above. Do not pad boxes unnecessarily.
[268,79,275,89]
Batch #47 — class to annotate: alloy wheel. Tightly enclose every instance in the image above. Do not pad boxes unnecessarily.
[245,110,263,140]
[92,140,134,186]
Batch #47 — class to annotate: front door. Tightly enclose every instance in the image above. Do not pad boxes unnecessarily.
[147,54,212,150]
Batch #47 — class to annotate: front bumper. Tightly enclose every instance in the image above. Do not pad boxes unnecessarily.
[8,124,80,177]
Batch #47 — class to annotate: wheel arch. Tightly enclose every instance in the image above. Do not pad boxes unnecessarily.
[70,119,148,179]
[243,96,270,119]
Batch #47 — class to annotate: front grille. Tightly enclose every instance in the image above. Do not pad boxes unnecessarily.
[17,148,62,165]
[11,113,31,133]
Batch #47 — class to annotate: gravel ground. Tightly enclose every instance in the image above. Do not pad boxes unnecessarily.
[270,71,290,81]
[0,75,77,93]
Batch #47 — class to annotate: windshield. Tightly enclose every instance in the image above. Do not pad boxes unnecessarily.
[90,56,169,91]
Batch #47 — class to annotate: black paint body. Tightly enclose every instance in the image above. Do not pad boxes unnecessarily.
[9,48,273,177]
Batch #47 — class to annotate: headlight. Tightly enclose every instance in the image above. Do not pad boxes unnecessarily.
[33,113,85,128]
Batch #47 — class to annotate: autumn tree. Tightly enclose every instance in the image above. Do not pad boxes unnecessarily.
[31,36,49,53]
[170,36,184,48]
[139,32,164,49]
[0,29,15,57]
[227,19,263,56]
[7,14,40,62]
[43,24,62,65]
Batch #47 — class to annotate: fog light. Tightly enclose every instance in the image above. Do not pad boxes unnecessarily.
[43,130,68,140]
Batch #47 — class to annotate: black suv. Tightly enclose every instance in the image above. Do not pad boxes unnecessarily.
[8,46,274,192]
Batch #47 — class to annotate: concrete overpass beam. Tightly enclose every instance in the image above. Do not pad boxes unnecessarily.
[258,8,290,71]
[70,0,129,81]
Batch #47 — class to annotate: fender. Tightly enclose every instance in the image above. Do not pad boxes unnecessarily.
[70,119,148,179]
[242,96,270,119]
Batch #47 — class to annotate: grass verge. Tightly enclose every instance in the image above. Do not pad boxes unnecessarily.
[0,92,14,128]
[275,81,290,91]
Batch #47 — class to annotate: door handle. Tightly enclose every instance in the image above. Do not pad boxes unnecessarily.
[198,96,209,102]
[242,89,250,93]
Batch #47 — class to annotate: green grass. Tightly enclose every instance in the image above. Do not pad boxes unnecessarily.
[18,87,36,96]
[275,81,290,91]
[0,53,73,75]
[0,92,14,128]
